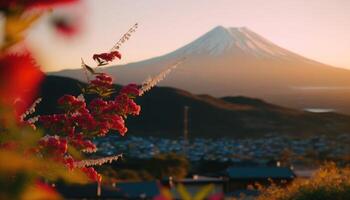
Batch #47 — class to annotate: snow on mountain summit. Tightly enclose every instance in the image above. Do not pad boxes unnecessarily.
[173,26,293,58]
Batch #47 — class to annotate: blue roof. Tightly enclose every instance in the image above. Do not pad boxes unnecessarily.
[56,181,160,199]
[227,167,295,179]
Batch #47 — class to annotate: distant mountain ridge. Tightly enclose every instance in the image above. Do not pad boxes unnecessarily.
[37,75,350,138]
[51,26,350,113]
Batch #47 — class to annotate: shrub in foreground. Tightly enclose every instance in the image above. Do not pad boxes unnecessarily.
[257,162,350,200]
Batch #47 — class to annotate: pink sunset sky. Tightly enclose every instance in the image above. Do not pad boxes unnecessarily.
[27,0,350,72]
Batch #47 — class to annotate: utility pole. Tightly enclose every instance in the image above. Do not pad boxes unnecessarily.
[183,106,189,155]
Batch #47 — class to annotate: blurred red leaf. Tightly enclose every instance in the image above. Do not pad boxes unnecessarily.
[52,16,80,37]
[0,0,79,11]
[0,52,44,116]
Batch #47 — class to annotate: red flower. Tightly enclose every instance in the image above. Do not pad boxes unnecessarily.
[120,83,141,97]
[82,140,97,153]
[96,121,110,136]
[127,99,141,115]
[82,167,102,183]
[38,136,68,155]
[58,94,86,112]
[0,53,44,117]
[67,126,75,137]
[71,112,96,131]
[58,138,68,154]
[39,114,68,132]
[92,51,121,66]
[90,73,113,90]
[89,98,107,110]
[64,156,75,170]
[96,73,113,83]
[57,95,76,105]
[109,114,127,135]
[114,93,141,116]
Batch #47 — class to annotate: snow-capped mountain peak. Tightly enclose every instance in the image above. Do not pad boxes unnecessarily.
[175,26,292,58]
[52,25,350,114]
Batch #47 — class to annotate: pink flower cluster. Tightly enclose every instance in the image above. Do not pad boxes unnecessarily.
[69,132,97,153]
[38,136,68,156]
[57,95,86,112]
[121,83,141,97]
[37,73,141,182]
[90,74,113,89]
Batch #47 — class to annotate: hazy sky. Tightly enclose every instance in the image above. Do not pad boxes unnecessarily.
[28,0,350,72]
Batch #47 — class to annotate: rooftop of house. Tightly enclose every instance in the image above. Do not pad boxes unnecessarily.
[175,175,226,184]
[56,181,160,199]
[226,166,295,179]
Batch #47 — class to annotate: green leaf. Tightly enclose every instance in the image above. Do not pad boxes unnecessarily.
[81,58,96,74]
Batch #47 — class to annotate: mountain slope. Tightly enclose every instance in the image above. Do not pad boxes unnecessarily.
[37,76,350,138]
[52,26,350,113]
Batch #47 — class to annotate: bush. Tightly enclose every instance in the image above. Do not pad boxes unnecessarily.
[257,162,350,200]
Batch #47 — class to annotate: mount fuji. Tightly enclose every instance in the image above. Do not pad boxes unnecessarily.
[52,26,350,113]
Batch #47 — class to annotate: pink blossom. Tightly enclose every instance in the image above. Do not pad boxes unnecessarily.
[120,83,141,97]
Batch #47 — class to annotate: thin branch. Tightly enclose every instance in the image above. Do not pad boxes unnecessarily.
[139,58,185,96]
[109,23,138,52]
[74,154,123,168]
[20,98,42,121]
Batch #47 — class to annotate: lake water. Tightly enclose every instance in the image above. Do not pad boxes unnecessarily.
[304,108,336,113]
